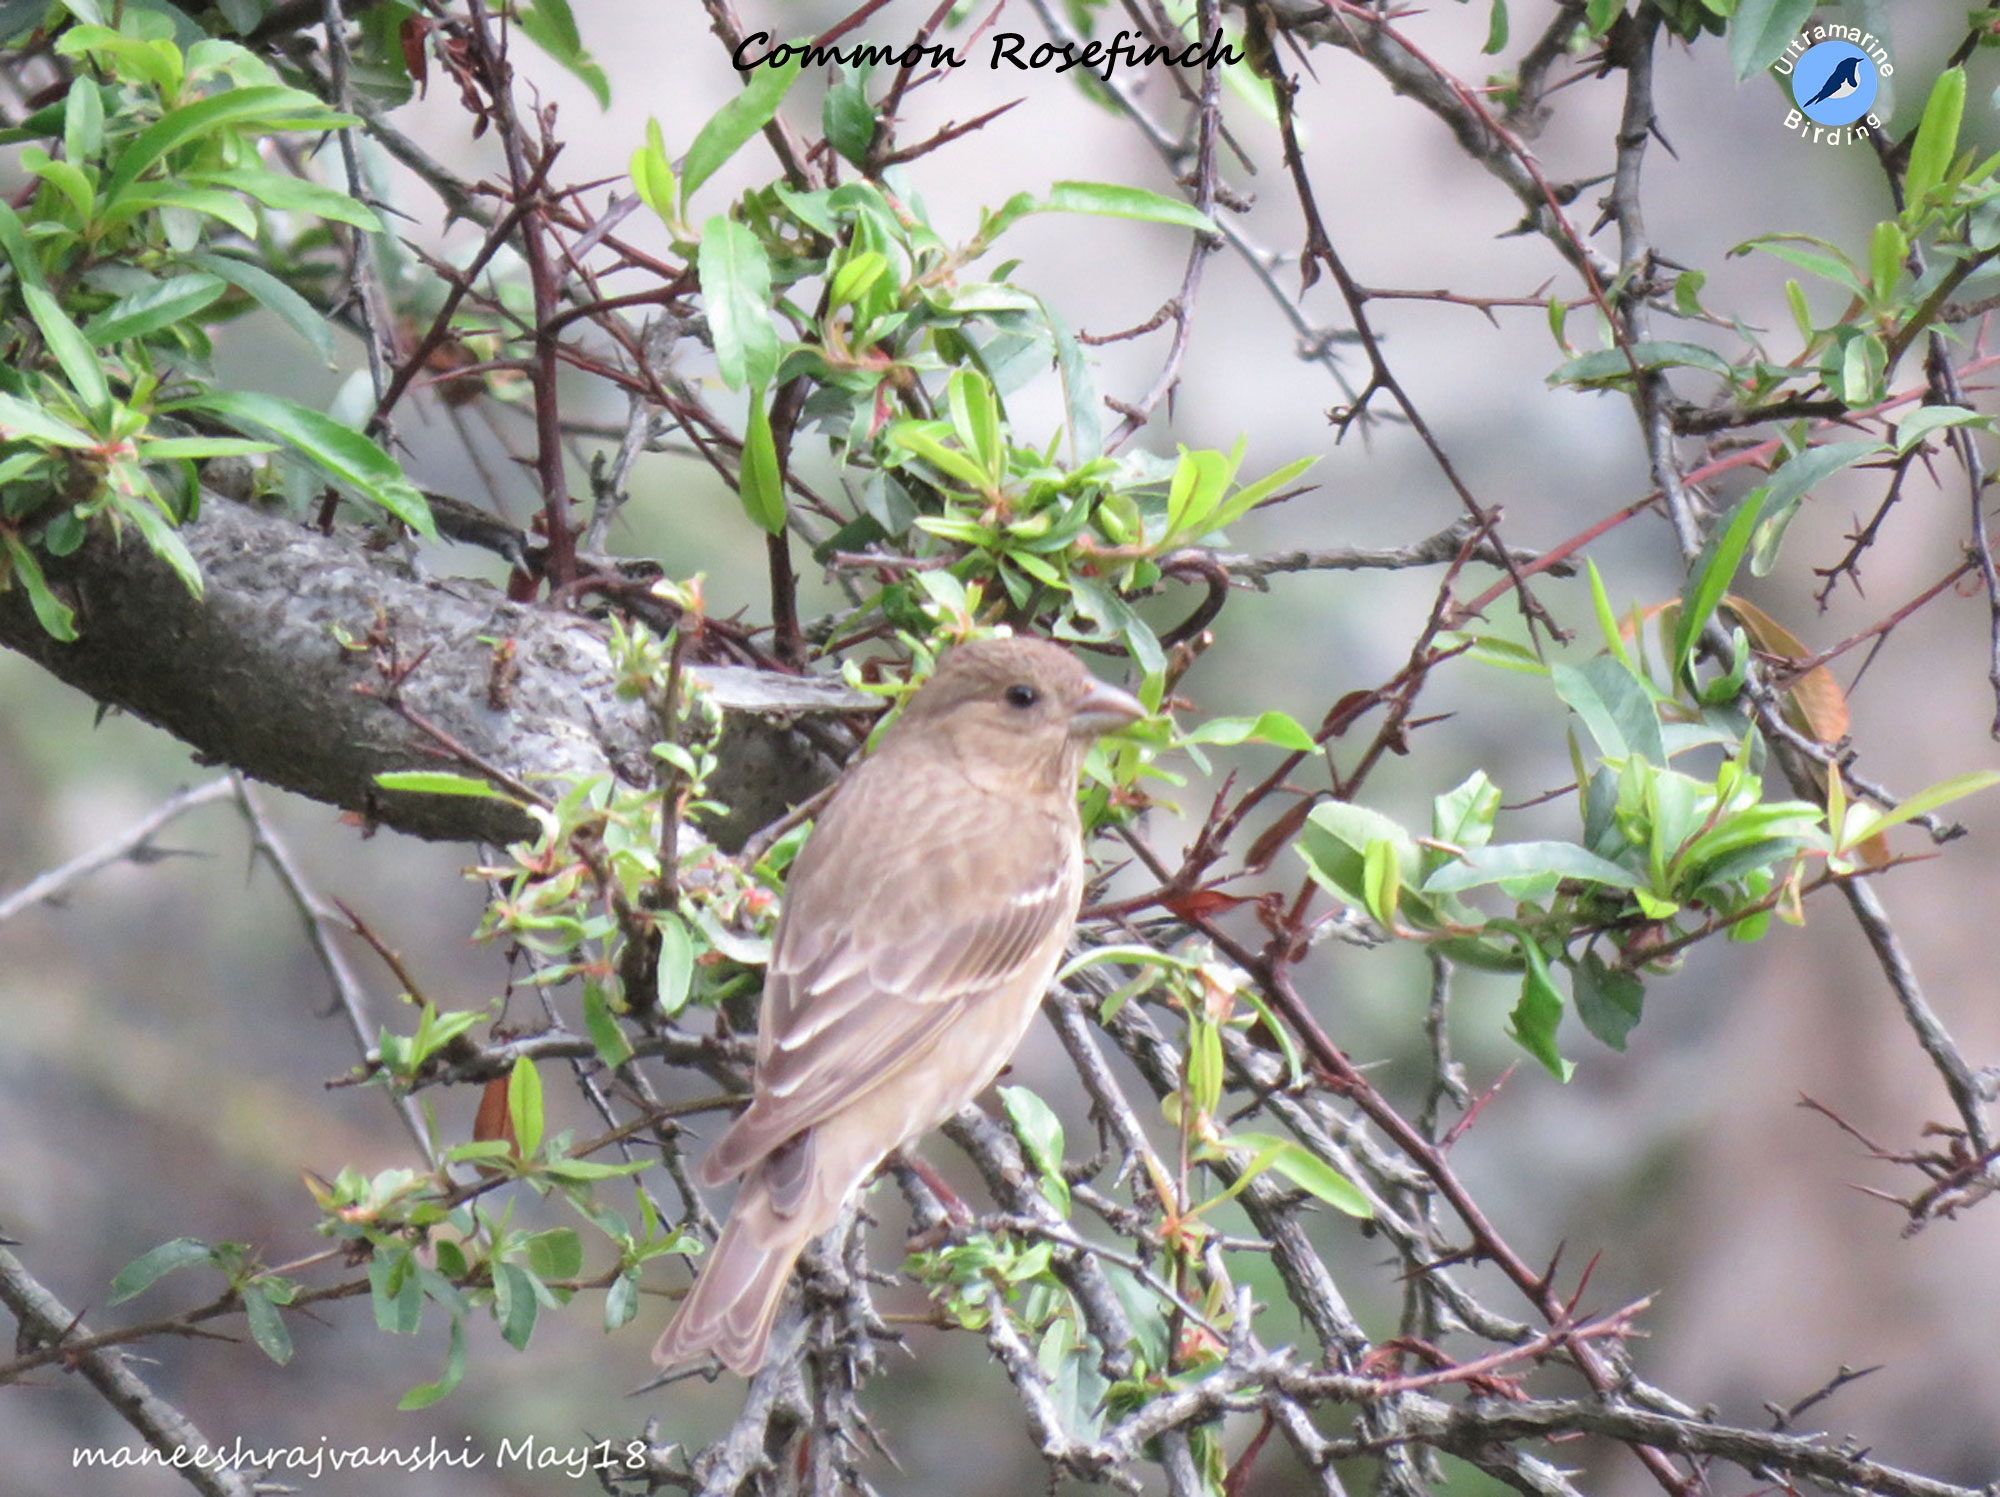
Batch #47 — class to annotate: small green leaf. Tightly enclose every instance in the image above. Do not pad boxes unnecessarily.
[64,75,104,165]
[105,86,350,203]
[241,1283,294,1364]
[397,1318,467,1409]
[0,392,96,449]
[1869,219,1907,302]
[1044,180,1215,234]
[374,770,520,802]
[1896,406,1993,456]
[1225,1133,1372,1217]
[188,166,383,231]
[630,119,677,226]
[516,0,609,108]
[1424,840,1645,894]
[681,55,803,208]
[1747,440,1884,576]
[582,981,636,1068]
[1183,711,1316,752]
[188,250,335,363]
[1571,950,1644,1050]
[1904,67,1966,215]
[174,390,433,535]
[508,1056,544,1160]
[823,70,876,165]
[1848,770,2000,846]
[23,285,110,417]
[1482,0,1509,53]
[1509,941,1574,1081]
[0,198,46,289]
[1550,340,1732,386]
[2,534,79,640]
[737,384,786,533]
[655,911,696,1016]
[84,273,228,346]
[1730,0,1817,80]
[1675,489,1766,683]
[110,1238,213,1303]
[698,214,778,392]
[1551,655,1666,764]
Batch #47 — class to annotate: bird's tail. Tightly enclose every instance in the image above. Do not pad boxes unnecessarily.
[651,1176,811,1375]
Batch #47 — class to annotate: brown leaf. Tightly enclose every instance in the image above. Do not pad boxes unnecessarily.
[1724,595,1849,744]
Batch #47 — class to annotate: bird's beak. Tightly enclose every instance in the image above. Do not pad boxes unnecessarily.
[1070,678,1149,738]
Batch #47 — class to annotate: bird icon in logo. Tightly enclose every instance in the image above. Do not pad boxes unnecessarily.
[1802,55,1863,108]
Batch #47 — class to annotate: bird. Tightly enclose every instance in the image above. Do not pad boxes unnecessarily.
[1801,55,1862,108]
[651,635,1147,1375]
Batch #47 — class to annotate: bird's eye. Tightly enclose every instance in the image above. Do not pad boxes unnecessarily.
[1005,683,1040,709]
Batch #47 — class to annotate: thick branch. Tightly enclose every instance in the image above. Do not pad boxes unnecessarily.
[0,498,859,846]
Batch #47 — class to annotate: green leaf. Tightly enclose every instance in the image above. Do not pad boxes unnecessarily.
[655,911,696,1016]
[1869,219,1907,303]
[2,534,79,640]
[823,70,876,165]
[1509,940,1574,1081]
[83,273,228,345]
[1896,405,1993,456]
[241,1283,294,1364]
[369,1246,423,1333]
[1000,1085,1067,1211]
[699,215,778,392]
[374,770,520,802]
[100,185,260,238]
[582,980,635,1068]
[22,145,97,222]
[1362,837,1402,929]
[1431,770,1500,853]
[105,86,350,203]
[1847,770,2000,846]
[630,119,677,226]
[1224,1133,1372,1217]
[397,1317,467,1409]
[1482,0,1509,53]
[0,198,46,289]
[1182,711,1316,752]
[1747,439,1884,576]
[1551,655,1666,764]
[1674,489,1766,683]
[174,390,433,535]
[110,1238,213,1302]
[1730,0,1816,80]
[0,391,96,449]
[1904,67,1966,215]
[1044,180,1215,234]
[1550,340,1733,386]
[188,250,336,363]
[737,384,786,533]
[116,488,204,596]
[604,1271,640,1332]
[187,166,383,231]
[517,0,609,108]
[508,1056,544,1160]
[64,74,104,165]
[681,55,803,208]
[1423,840,1645,894]
[23,285,110,417]
[1571,950,1643,1050]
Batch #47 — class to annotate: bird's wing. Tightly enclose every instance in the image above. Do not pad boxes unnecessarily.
[703,751,1080,1182]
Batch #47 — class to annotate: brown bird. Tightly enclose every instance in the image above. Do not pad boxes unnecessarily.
[652,636,1146,1374]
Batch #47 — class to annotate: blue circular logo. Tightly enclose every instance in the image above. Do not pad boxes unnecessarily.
[1791,40,1877,126]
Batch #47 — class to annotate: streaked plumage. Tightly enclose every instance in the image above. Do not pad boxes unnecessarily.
[651,636,1144,1374]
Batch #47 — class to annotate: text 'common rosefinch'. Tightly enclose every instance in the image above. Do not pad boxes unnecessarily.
[651,636,1145,1374]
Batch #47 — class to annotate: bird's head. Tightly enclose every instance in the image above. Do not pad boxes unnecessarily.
[888,636,1147,791]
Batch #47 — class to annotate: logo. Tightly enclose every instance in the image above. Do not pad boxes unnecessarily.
[1775,26,1890,145]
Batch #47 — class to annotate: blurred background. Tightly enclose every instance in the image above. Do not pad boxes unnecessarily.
[4,1,1999,1492]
